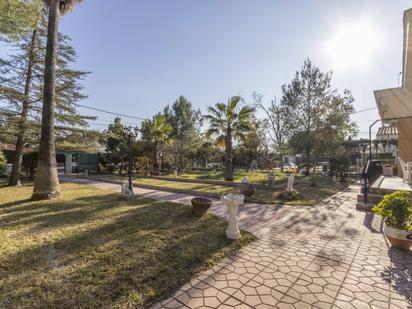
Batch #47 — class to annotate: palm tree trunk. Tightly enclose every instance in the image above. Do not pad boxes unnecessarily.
[32,0,60,200]
[9,29,37,186]
[224,127,233,181]
[152,144,160,175]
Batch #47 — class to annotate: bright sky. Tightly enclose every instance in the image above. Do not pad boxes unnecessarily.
[55,1,412,137]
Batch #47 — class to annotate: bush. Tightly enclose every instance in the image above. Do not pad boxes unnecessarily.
[0,150,6,174]
[277,189,303,201]
[329,155,350,180]
[22,152,38,180]
[239,183,256,197]
[372,191,412,230]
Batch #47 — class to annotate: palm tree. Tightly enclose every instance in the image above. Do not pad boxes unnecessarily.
[140,114,172,175]
[204,96,255,181]
[32,0,82,200]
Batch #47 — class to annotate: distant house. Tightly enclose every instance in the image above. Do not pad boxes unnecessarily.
[374,8,412,176]
[0,143,99,174]
[56,151,99,174]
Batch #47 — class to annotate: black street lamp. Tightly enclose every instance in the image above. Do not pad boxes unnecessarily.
[124,125,139,195]
[369,119,380,162]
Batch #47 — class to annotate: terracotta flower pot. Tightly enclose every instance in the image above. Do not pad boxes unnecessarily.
[239,184,256,197]
[383,224,412,250]
[191,197,212,216]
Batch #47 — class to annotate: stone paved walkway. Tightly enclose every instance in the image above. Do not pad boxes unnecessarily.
[61,176,412,308]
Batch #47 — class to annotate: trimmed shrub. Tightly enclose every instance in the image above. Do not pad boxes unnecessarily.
[372,191,411,230]
[0,150,6,174]
[277,189,303,201]
[22,152,38,180]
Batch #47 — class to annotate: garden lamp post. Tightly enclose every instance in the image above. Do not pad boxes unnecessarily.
[124,125,139,195]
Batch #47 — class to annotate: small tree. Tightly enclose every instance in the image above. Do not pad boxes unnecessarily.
[102,117,128,175]
[204,96,255,181]
[140,114,172,175]
[281,59,356,177]
[253,92,289,169]
[329,154,350,181]
[163,96,201,174]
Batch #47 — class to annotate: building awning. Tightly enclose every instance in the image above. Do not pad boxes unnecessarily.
[374,88,412,120]
[373,9,412,121]
[376,125,398,140]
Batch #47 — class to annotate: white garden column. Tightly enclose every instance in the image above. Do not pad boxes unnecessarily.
[286,174,295,192]
[65,153,72,174]
[221,193,244,240]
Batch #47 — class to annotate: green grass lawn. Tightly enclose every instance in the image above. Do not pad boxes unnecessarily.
[0,182,255,308]
[168,168,301,184]
[88,174,351,206]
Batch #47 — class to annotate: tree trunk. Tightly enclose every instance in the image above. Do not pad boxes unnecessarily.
[176,141,184,174]
[152,144,160,175]
[311,157,317,186]
[305,149,311,176]
[32,0,60,200]
[178,151,184,174]
[224,128,233,181]
[280,153,284,172]
[9,29,37,186]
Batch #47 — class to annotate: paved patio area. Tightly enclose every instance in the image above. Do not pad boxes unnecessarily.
[152,187,412,309]
[61,176,412,308]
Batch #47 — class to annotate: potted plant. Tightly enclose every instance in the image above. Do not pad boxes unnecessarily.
[191,197,213,216]
[239,177,256,197]
[372,191,412,250]
[239,183,256,197]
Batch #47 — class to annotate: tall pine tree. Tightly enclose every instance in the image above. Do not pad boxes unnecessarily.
[0,13,96,185]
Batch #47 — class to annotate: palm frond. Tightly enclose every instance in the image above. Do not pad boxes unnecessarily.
[215,102,227,113]
[205,128,219,138]
[214,134,226,148]
[228,96,242,111]
[238,105,256,118]
[42,0,82,15]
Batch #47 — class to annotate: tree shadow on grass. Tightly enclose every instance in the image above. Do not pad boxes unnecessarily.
[0,198,33,209]
[1,192,146,230]
[0,191,254,308]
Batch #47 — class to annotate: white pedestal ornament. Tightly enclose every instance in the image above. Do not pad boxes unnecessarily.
[220,193,244,240]
[121,182,134,198]
[286,174,295,192]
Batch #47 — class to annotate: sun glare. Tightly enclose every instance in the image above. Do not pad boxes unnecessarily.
[325,22,381,70]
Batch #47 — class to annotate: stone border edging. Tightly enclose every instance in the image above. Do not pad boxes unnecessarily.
[81,176,222,199]
[136,175,290,190]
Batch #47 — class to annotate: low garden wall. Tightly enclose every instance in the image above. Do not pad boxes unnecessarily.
[136,175,288,190]
[81,176,221,198]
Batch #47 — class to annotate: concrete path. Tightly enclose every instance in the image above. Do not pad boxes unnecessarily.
[61,176,412,308]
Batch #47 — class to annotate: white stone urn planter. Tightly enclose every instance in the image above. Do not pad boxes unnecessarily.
[220,193,244,240]
[383,223,412,250]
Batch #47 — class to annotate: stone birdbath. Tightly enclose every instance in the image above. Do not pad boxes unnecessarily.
[286,174,295,192]
[220,193,244,240]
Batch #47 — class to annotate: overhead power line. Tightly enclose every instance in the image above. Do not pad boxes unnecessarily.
[73,103,147,121]
[352,107,377,114]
